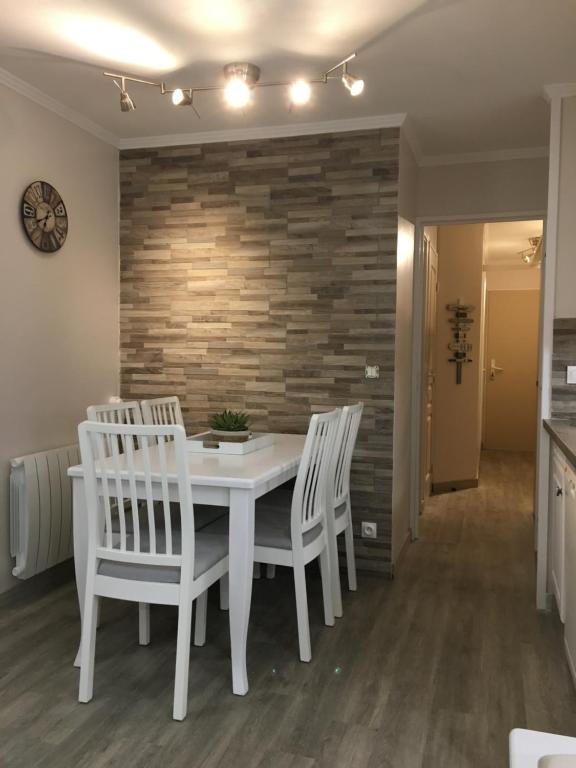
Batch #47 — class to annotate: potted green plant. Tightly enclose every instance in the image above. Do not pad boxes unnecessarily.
[209,409,251,441]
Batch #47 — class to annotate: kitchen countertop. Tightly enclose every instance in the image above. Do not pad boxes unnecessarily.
[544,419,576,468]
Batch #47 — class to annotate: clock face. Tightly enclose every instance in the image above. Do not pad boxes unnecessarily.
[21,181,68,253]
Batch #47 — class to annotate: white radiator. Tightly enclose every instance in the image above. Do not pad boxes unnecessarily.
[10,443,80,579]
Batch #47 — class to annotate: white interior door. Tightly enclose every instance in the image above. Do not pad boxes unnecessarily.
[421,236,438,504]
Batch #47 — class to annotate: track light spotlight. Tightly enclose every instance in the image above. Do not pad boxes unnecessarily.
[224,77,250,108]
[115,77,136,112]
[172,88,192,106]
[223,62,260,109]
[120,89,136,111]
[342,72,364,96]
[289,79,311,106]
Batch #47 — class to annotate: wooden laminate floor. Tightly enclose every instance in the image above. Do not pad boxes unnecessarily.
[1,451,575,767]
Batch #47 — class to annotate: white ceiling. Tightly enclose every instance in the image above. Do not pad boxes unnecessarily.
[483,220,544,267]
[0,0,575,157]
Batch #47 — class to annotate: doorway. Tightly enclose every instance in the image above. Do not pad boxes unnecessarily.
[413,218,544,528]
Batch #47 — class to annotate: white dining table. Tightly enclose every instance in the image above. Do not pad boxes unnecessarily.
[68,432,305,696]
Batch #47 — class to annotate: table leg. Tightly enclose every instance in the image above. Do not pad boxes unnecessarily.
[228,488,255,695]
[72,476,88,667]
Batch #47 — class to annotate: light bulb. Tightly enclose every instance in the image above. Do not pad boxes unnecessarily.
[342,73,364,96]
[289,79,311,106]
[172,88,184,105]
[120,90,135,112]
[171,88,192,106]
[224,77,251,108]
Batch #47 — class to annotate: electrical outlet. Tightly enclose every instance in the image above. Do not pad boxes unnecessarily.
[361,521,377,539]
[567,366,576,384]
[365,365,380,379]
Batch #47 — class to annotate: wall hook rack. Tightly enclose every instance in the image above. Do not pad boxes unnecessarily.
[446,301,474,384]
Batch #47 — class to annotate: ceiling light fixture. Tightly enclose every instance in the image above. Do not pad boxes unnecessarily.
[289,79,312,106]
[223,63,260,109]
[342,71,365,96]
[113,77,136,112]
[519,236,543,266]
[172,88,193,106]
[104,51,365,118]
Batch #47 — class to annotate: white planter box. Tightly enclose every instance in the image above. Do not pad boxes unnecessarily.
[187,432,275,455]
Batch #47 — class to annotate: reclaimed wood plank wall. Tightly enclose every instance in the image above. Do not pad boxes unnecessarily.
[552,318,576,422]
[119,127,399,572]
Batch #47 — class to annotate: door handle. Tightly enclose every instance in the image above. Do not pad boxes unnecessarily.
[489,358,504,381]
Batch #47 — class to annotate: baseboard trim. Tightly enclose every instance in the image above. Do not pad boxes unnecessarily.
[432,478,479,494]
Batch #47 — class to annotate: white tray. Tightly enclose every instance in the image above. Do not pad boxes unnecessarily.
[186,432,275,455]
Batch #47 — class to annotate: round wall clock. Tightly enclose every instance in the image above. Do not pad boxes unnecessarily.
[21,180,68,253]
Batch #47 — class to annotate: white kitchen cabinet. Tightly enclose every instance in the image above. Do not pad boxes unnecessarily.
[550,445,566,621]
[563,463,576,683]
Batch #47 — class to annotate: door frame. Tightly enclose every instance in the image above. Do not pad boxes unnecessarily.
[410,210,548,543]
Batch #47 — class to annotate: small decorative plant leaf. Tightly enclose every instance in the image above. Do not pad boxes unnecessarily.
[209,409,250,432]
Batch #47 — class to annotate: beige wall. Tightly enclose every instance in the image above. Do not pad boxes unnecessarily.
[555,96,576,318]
[485,268,541,291]
[0,83,119,593]
[432,224,484,487]
[417,157,549,219]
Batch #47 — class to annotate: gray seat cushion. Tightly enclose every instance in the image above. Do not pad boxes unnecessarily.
[259,487,346,521]
[194,505,228,530]
[111,504,227,534]
[98,528,228,582]
[335,501,346,519]
[202,500,323,551]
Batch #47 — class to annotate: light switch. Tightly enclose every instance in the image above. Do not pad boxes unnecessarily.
[567,366,576,384]
[365,365,380,379]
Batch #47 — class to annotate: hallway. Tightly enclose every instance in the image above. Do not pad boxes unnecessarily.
[0,452,575,767]
[410,450,576,765]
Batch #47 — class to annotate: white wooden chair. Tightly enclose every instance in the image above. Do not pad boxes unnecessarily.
[328,402,363,618]
[77,421,229,721]
[87,400,150,641]
[205,409,339,661]
[510,729,576,767]
[141,396,184,428]
[86,401,142,425]
[140,395,226,533]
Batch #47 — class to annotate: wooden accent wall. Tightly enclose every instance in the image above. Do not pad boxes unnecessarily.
[119,128,400,572]
[552,319,576,422]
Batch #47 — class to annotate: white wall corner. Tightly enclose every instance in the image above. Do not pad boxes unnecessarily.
[544,83,576,102]
[117,113,407,150]
[0,66,119,147]
[399,116,423,167]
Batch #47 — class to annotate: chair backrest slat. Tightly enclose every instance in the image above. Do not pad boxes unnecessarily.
[140,434,157,555]
[124,432,141,552]
[157,435,173,556]
[78,421,195,572]
[333,403,364,507]
[109,430,127,551]
[292,409,340,538]
[87,401,143,426]
[93,433,113,549]
[141,397,184,429]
